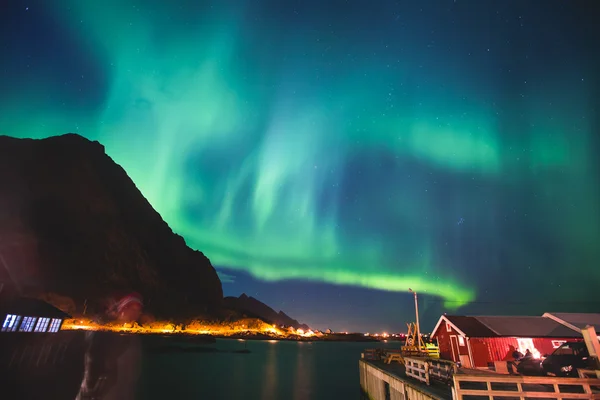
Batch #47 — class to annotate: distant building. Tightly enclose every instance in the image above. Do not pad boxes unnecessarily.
[1,296,71,333]
[431,314,582,368]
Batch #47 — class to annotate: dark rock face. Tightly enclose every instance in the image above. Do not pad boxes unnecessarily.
[0,134,222,318]
[223,293,310,331]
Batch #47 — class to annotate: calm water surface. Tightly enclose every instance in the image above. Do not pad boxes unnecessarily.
[139,338,398,400]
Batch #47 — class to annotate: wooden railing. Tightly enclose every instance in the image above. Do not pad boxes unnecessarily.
[452,374,600,400]
[361,348,385,361]
[428,358,457,385]
[579,369,600,379]
[426,346,441,359]
[404,356,457,386]
[401,345,440,359]
[359,359,447,400]
[405,357,430,385]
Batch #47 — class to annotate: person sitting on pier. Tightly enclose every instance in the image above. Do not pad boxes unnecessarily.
[512,347,524,361]
[523,349,533,359]
[504,345,523,375]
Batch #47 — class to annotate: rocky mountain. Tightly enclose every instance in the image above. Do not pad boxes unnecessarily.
[0,134,223,318]
[224,293,310,331]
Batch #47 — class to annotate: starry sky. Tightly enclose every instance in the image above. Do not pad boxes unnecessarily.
[1,0,599,332]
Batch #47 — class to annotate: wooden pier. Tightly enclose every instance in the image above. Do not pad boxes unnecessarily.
[360,356,600,400]
[360,359,450,400]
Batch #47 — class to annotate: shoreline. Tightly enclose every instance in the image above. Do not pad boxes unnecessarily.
[61,318,401,343]
[65,329,391,343]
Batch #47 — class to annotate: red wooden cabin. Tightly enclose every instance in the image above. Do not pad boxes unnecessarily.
[431,314,582,368]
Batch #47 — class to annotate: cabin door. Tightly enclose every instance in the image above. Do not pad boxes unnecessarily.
[450,335,460,362]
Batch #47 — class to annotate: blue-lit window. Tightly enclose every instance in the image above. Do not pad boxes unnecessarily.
[2,314,22,332]
[19,317,33,332]
[48,318,62,333]
[11,315,22,332]
[34,317,50,332]
[19,316,37,332]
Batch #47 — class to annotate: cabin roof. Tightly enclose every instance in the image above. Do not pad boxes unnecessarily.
[445,315,497,337]
[543,312,600,333]
[475,316,580,338]
[0,297,71,319]
[432,314,581,338]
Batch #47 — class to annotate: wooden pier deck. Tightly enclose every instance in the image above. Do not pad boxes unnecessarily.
[360,359,452,399]
[360,358,600,400]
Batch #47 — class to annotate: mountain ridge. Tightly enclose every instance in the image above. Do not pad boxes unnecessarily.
[0,134,311,329]
[0,133,222,318]
[224,293,310,331]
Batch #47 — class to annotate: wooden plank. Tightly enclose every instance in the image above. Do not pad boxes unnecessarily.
[457,389,600,399]
[360,359,450,399]
[453,372,600,400]
[455,374,600,385]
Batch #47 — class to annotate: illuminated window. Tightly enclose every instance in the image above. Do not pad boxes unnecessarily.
[18,317,30,332]
[458,336,465,346]
[19,316,37,332]
[516,338,541,359]
[2,314,22,332]
[9,315,22,332]
[48,319,62,333]
[34,317,50,332]
[446,322,451,332]
[12,315,22,332]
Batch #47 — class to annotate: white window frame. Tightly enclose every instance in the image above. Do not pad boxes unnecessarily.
[18,316,30,332]
[48,318,62,333]
[34,317,50,332]
[19,316,37,332]
[2,314,21,332]
[458,335,465,346]
[446,322,452,332]
[10,315,22,332]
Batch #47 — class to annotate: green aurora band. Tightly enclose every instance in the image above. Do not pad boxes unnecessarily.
[2,1,599,308]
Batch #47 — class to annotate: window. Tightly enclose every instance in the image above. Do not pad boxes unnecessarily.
[446,322,451,332]
[11,316,22,332]
[2,314,22,332]
[458,336,465,346]
[19,316,37,332]
[516,338,541,359]
[34,317,51,332]
[552,340,567,349]
[48,318,62,333]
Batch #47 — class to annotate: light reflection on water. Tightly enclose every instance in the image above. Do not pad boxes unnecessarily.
[261,339,278,399]
[293,342,313,400]
[139,338,398,400]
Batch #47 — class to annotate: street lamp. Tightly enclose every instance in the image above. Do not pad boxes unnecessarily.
[408,288,421,351]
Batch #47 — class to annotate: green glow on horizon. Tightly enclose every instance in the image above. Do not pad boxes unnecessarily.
[2,1,599,309]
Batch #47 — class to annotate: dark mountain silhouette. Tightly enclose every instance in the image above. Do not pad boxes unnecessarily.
[224,293,310,331]
[0,134,222,318]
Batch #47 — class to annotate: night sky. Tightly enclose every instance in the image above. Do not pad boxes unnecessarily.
[1,0,599,333]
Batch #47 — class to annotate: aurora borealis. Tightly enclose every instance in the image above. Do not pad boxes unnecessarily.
[1,0,599,331]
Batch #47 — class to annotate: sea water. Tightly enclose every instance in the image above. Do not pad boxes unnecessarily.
[138,338,398,400]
